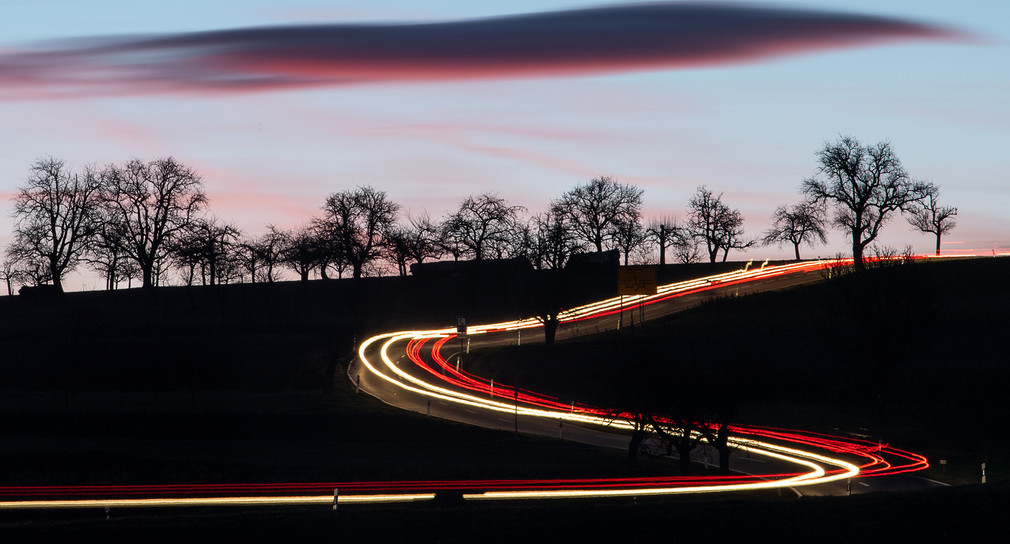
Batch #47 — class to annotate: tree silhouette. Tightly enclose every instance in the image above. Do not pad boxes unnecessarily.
[524,209,579,271]
[313,186,399,279]
[802,136,930,272]
[907,183,957,256]
[10,157,102,292]
[100,157,208,288]
[237,225,287,283]
[612,217,649,265]
[171,217,242,286]
[762,201,828,260]
[280,225,324,282]
[551,176,642,254]
[686,186,752,263]
[441,193,524,261]
[389,213,443,275]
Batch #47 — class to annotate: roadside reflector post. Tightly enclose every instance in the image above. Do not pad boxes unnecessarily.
[846,478,851,496]
[333,488,339,511]
[982,462,987,484]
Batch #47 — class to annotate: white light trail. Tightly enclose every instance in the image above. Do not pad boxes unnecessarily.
[355,260,866,499]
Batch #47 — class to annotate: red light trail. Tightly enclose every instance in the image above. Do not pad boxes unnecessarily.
[0,259,932,509]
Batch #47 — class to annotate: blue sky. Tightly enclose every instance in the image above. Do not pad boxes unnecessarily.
[2,1,1007,289]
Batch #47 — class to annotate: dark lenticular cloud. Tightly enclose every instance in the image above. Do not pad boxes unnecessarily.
[0,2,962,98]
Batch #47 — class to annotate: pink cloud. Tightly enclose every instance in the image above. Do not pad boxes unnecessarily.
[0,3,964,99]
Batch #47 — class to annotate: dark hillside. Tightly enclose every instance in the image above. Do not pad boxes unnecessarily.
[0,264,621,392]
[470,258,1010,482]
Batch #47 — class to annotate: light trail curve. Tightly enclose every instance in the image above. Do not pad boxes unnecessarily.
[350,259,929,501]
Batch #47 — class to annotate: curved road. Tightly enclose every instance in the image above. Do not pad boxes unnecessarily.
[350,260,942,500]
[0,260,940,510]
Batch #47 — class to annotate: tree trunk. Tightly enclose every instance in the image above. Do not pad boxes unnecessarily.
[935,233,942,256]
[142,263,155,288]
[793,243,801,261]
[852,233,866,272]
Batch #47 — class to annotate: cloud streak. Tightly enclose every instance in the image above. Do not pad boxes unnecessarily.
[0,2,962,99]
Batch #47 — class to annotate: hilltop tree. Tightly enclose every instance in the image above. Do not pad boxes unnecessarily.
[551,176,642,253]
[801,136,930,272]
[907,183,957,256]
[314,186,399,279]
[2,240,52,289]
[100,157,208,288]
[525,209,580,271]
[280,225,324,282]
[1,253,30,295]
[612,217,649,265]
[441,193,524,261]
[9,157,102,292]
[647,218,695,265]
[239,225,288,283]
[686,186,752,263]
[171,217,242,286]
[390,213,443,275]
[762,201,828,260]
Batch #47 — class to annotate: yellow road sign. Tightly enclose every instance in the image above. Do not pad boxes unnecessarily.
[617,265,657,295]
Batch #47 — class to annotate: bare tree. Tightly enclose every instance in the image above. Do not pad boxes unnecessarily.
[671,236,703,264]
[388,212,444,275]
[441,193,524,261]
[10,157,102,292]
[280,225,324,282]
[525,209,580,270]
[647,217,696,266]
[238,226,287,283]
[907,183,957,256]
[802,136,930,272]
[385,227,412,277]
[551,176,643,253]
[1,254,30,295]
[686,186,752,263]
[612,217,649,265]
[100,157,208,288]
[313,186,399,279]
[171,217,242,286]
[762,201,828,260]
[87,209,130,290]
[3,239,52,289]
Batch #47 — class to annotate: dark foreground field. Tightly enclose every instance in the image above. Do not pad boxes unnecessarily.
[0,483,1005,543]
[1,258,1008,540]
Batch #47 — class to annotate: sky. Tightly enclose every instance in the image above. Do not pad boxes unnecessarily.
[1,0,1007,290]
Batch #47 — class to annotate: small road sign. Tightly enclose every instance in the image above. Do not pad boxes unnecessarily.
[618,265,658,295]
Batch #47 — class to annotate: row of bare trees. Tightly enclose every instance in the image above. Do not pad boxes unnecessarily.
[3,157,206,293]
[3,136,958,294]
